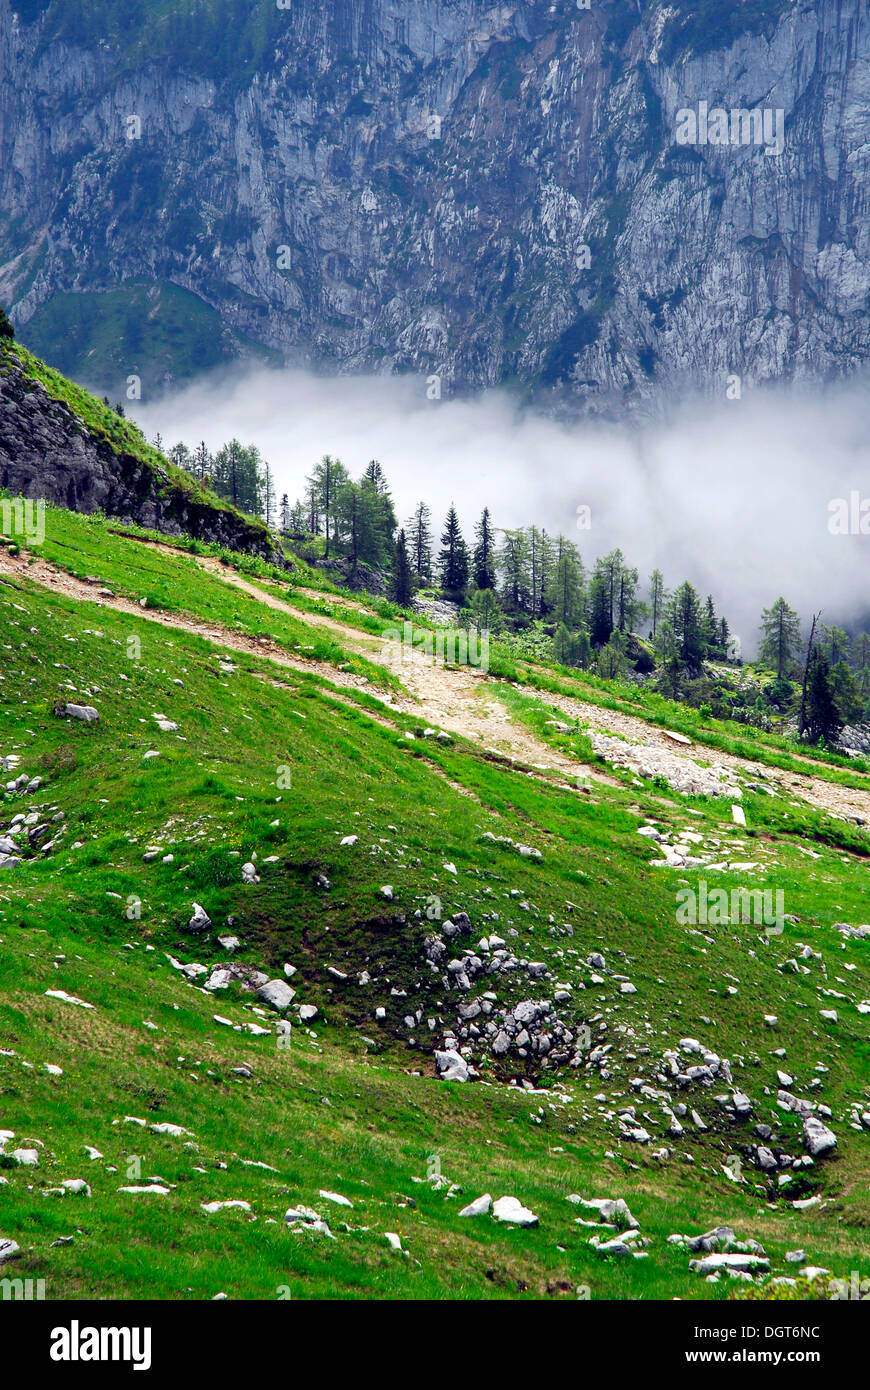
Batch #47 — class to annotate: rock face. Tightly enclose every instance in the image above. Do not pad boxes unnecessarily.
[1,2,869,413]
[0,363,282,558]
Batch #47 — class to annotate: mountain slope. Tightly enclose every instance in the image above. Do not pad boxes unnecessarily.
[0,337,281,558]
[1,508,869,1299]
[2,0,868,411]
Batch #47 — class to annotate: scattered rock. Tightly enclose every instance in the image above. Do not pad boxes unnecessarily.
[459,1193,492,1218]
[257,979,296,1012]
[55,704,99,723]
[803,1116,837,1157]
[689,1253,770,1276]
[492,1195,538,1227]
[187,903,211,934]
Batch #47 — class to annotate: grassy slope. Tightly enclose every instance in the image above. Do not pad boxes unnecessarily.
[0,524,868,1301]
[37,504,870,794]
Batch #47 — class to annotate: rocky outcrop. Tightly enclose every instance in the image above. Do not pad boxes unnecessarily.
[839,723,870,757]
[1,1,868,415]
[0,362,282,559]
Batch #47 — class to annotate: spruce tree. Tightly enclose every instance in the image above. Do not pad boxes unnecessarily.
[262,461,276,526]
[169,441,192,472]
[820,625,852,667]
[288,499,308,534]
[589,561,614,647]
[616,565,641,631]
[547,538,585,628]
[392,528,413,606]
[853,633,870,697]
[438,505,469,597]
[470,587,502,632]
[193,441,211,480]
[472,508,497,590]
[406,502,434,583]
[702,595,718,654]
[305,480,321,535]
[805,651,841,743]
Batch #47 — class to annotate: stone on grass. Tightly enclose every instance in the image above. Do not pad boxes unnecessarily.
[803,1116,837,1157]
[595,1238,634,1257]
[690,1253,769,1276]
[187,903,211,933]
[459,1194,492,1218]
[492,1195,538,1227]
[257,979,296,1012]
[573,1197,638,1230]
[284,1205,334,1238]
[11,1148,39,1167]
[56,704,99,723]
[44,990,94,1009]
[61,1179,91,1196]
[434,1049,469,1083]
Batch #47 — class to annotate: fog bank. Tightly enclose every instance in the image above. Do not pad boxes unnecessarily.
[133,368,870,653]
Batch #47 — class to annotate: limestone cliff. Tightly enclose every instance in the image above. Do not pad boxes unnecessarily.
[1,0,866,415]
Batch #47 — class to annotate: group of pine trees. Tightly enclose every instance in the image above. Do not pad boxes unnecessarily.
[159,436,280,523]
[279,458,738,681]
[163,441,868,744]
[759,598,870,742]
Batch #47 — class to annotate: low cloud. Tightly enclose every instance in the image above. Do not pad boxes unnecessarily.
[133,367,870,653]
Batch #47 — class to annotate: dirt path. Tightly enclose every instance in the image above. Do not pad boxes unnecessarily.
[6,543,870,824]
[0,550,370,694]
[192,556,610,785]
[190,557,870,822]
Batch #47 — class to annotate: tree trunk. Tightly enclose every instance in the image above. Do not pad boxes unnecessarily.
[798,612,819,737]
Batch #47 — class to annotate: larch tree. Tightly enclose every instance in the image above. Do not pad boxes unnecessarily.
[759,598,802,679]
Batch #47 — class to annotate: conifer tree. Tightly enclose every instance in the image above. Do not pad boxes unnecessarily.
[472,508,497,590]
[392,528,413,606]
[668,581,705,673]
[759,598,802,679]
[307,455,348,557]
[438,505,469,597]
[547,538,585,628]
[805,651,841,743]
[406,502,434,583]
[498,529,531,614]
[649,568,667,639]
